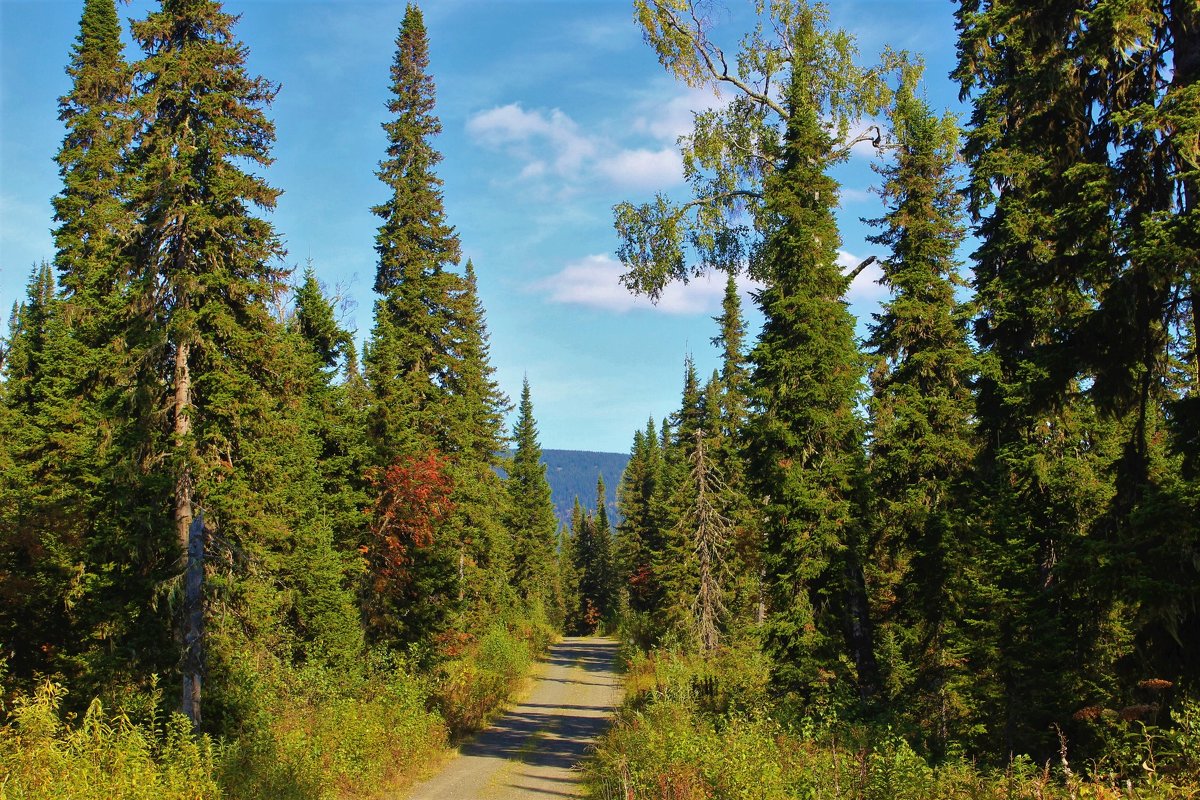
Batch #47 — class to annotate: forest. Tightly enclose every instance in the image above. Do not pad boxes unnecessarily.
[0,0,1198,798]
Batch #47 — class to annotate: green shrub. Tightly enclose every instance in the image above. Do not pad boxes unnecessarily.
[216,650,446,800]
[589,646,1200,800]
[433,622,536,737]
[0,681,220,800]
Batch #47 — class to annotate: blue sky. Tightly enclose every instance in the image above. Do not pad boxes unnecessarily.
[0,0,967,453]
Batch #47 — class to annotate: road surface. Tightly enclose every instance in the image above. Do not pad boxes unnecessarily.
[405,636,624,800]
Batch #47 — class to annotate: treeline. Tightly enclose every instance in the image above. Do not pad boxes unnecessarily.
[539,449,630,527]
[604,0,1199,774]
[0,1,575,795]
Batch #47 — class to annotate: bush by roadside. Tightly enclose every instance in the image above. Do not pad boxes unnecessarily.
[587,648,1200,800]
[1,614,556,800]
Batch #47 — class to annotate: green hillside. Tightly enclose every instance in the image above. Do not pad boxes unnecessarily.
[541,449,629,527]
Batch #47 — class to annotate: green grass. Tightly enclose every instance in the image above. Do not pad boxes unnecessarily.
[587,648,1200,800]
[1,614,556,800]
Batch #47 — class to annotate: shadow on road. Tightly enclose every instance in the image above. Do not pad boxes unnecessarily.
[458,638,619,772]
[541,640,619,673]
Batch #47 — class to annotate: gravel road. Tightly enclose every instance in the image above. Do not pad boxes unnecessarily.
[405,636,624,800]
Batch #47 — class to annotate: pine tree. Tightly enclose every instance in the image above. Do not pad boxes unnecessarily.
[862,77,977,751]
[364,3,461,463]
[128,0,289,725]
[672,355,703,454]
[505,379,559,618]
[593,474,617,621]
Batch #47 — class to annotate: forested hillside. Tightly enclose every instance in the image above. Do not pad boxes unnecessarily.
[2,0,1198,798]
[541,450,629,526]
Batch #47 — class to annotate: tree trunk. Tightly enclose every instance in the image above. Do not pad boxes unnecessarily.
[182,511,204,727]
[843,558,880,702]
[174,339,203,727]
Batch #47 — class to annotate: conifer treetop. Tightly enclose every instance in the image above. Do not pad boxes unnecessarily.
[373,3,460,296]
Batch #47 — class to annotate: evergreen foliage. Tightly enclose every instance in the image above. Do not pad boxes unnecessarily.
[505,379,560,617]
[570,483,618,634]
[364,3,462,462]
[7,0,1200,789]
[862,75,977,752]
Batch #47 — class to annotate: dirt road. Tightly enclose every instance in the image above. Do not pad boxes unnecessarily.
[405,636,624,800]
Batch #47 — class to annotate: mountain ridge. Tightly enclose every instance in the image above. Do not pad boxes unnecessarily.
[540,449,630,528]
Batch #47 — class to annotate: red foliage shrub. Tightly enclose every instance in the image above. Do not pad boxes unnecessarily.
[364,451,455,594]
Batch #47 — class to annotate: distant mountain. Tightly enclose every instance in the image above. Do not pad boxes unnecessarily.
[541,449,630,528]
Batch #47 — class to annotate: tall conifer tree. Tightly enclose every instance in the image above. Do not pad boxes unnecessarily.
[54,0,133,317]
[616,0,895,701]
[505,379,559,617]
[444,260,512,621]
[129,0,289,725]
[955,0,1199,752]
[863,79,977,750]
[365,3,461,462]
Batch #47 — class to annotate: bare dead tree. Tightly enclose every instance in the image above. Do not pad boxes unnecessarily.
[680,429,732,654]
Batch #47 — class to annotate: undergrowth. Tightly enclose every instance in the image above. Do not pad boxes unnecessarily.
[0,614,555,800]
[587,648,1200,800]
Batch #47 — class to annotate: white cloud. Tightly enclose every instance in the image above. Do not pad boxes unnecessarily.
[466,103,596,177]
[630,86,725,143]
[466,101,688,192]
[535,253,760,316]
[595,148,683,190]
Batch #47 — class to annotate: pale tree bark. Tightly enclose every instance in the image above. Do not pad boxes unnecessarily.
[684,431,730,654]
[174,339,203,727]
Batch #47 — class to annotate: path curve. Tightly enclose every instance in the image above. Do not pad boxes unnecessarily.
[406,636,624,800]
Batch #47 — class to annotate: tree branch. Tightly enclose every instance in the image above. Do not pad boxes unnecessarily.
[657,0,791,120]
[844,254,877,283]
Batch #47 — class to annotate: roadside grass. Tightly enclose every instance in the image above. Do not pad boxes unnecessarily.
[586,648,1200,800]
[0,613,556,800]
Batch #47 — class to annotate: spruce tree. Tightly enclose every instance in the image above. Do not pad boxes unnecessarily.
[863,78,977,751]
[53,0,133,318]
[505,379,559,618]
[955,0,1199,753]
[364,3,461,462]
[709,277,759,631]
[745,54,878,698]
[616,0,898,700]
[128,0,289,725]
[289,269,368,670]
[572,482,616,633]
[712,274,749,440]
[0,0,144,698]
[681,431,731,654]
[443,260,512,625]
[0,265,96,686]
